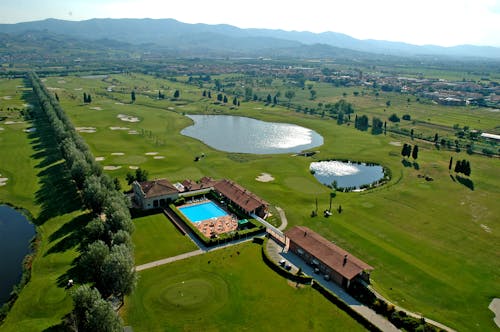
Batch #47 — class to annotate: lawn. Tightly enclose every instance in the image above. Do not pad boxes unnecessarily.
[121,242,367,332]
[132,212,198,265]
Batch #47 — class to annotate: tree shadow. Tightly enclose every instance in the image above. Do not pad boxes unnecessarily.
[42,313,74,332]
[401,159,412,167]
[449,174,456,182]
[20,79,82,225]
[456,176,474,191]
[45,214,93,256]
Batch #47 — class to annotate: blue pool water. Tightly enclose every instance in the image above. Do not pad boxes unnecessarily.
[179,202,228,223]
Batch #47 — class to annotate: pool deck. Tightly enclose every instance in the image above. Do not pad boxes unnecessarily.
[180,199,239,237]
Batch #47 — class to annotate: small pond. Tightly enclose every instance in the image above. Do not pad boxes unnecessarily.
[181,115,323,154]
[0,205,35,304]
[310,160,385,190]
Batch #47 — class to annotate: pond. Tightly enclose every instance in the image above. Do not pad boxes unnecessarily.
[0,205,36,304]
[310,160,385,190]
[181,115,323,154]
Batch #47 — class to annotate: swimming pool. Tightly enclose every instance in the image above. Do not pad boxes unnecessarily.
[179,201,228,223]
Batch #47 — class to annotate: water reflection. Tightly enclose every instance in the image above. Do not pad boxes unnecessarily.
[181,115,323,154]
[310,160,385,190]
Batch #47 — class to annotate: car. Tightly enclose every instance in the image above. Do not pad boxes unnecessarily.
[279,259,286,266]
[285,264,292,271]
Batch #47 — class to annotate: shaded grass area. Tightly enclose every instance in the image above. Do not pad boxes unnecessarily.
[122,242,367,332]
[132,212,198,265]
[0,78,87,331]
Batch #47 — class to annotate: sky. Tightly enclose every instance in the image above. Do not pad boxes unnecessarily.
[1,0,500,47]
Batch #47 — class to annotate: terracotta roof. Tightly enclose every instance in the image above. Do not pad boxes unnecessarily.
[139,179,179,198]
[181,177,218,191]
[285,226,373,280]
[213,179,268,213]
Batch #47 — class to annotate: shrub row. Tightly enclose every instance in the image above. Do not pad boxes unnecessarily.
[348,281,442,332]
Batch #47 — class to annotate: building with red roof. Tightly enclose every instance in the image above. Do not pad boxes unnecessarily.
[285,226,373,288]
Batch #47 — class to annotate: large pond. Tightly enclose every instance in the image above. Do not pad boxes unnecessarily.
[0,205,35,304]
[310,160,385,190]
[181,115,323,154]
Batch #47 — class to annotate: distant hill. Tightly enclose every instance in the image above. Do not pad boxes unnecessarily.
[0,18,499,59]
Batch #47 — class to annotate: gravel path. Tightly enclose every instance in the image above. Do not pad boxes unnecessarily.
[275,206,288,231]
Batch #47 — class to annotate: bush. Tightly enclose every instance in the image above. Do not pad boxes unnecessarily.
[402,114,411,121]
[389,113,400,122]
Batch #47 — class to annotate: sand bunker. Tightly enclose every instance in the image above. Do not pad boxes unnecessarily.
[103,166,122,171]
[489,298,500,328]
[57,80,66,84]
[0,177,8,186]
[129,166,139,170]
[128,130,139,135]
[23,103,33,108]
[115,102,124,105]
[117,114,140,123]
[24,127,36,133]
[74,88,83,91]
[95,157,105,161]
[153,156,165,159]
[109,126,129,131]
[145,152,158,155]
[480,224,492,233]
[256,173,275,182]
[90,107,103,111]
[389,141,402,146]
[0,127,4,131]
[111,152,125,156]
[168,107,175,110]
[76,127,96,133]
[2,96,12,100]
[4,121,24,125]
[47,87,63,91]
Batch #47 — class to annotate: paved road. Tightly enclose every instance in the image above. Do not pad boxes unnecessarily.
[135,249,204,271]
[275,206,288,231]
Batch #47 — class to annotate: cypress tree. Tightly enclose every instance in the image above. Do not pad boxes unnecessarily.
[449,156,453,170]
[412,145,419,160]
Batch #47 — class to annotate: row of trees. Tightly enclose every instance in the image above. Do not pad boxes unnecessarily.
[83,92,92,104]
[401,143,419,160]
[30,72,135,331]
[452,158,472,176]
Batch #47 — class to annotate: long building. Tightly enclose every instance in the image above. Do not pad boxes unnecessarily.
[285,226,373,288]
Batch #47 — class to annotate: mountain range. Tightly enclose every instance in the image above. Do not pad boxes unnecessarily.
[1,18,499,59]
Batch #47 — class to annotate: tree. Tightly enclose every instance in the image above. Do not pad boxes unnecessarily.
[232,97,238,106]
[113,177,121,191]
[83,92,87,104]
[125,172,135,185]
[82,218,106,247]
[217,93,223,102]
[386,100,391,107]
[285,90,295,107]
[131,91,136,103]
[135,168,148,182]
[207,91,212,98]
[223,95,228,103]
[173,90,180,99]
[202,90,206,97]
[273,95,278,105]
[55,93,59,102]
[266,94,272,104]
[449,156,453,170]
[410,128,414,140]
[434,133,439,143]
[412,145,419,160]
[72,285,122,332]
[79,240,109,283]
[100,244,136,298]
[355,115,369,131]
[401,143,412,158]
[87,94,92,103]
[389,113,400,122]
[337,111,344,125]
[372,117,383,135]
[402,114,411,121]
[309,89,317,100]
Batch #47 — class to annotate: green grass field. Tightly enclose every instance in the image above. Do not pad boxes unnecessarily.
[1,73,499,331]
[132,213,198,265]
[121,242,367,332]
[0,79,87,331]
